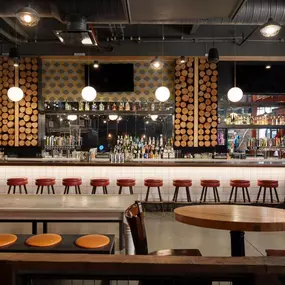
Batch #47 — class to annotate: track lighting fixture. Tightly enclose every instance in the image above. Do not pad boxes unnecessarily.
[150,56,164,70]
[207,48,219,64]
[180,56,186,64]
[260,18,281,37]
[93,61,99,68]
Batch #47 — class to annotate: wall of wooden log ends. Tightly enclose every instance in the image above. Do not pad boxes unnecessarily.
[174,57,218,148]
[0,56,39,147]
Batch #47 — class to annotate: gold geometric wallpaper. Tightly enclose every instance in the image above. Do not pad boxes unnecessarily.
[42,60,175,102]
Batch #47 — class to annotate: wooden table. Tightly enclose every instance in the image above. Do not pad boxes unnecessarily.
[174,205,285,257]
[0,194,137,254]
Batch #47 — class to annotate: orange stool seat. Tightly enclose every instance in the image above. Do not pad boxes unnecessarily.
[26,234,62,247]
[90,178,109,194]
[7,178,28,194]
[117,178,135,194]
[229,180,251,204]
[256,180,279,203]
[75,234,110,249]
[62,178,82,194]
[200,179,220,203]
[0,234,17,247]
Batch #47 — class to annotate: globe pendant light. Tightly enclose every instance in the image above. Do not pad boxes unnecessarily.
[16,6,40,27]
[227,62,243,102]
[155,25,170,102]
[150,56,164,70]
[8,86,24,102]
[155,86,170,102]
[82,63,97,102]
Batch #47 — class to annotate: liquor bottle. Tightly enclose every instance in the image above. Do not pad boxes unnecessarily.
[92,102,97,111]
[79,101,84,111]
[65,101,69,110]
[112,103,117,111]
[125,102,130,111]
[281,115,285,125]
[99,102,105,111]
[272,116,276,125]
[268,115,272,125]
[138,102,142,111]
[132,103,136,112]
[85,101,90,111]
[150,102,155,111]
[119,102,124,111]
[106,103,110,110]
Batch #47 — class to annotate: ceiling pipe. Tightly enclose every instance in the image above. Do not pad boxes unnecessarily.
[0,28,28,44]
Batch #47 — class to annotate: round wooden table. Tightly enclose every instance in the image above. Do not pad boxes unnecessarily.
[174,205,285,256]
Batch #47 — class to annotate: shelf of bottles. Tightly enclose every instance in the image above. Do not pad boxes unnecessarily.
[112,134,175,161]
[44,101,174,115]
[247,137,285,149]
[220,113,285,129]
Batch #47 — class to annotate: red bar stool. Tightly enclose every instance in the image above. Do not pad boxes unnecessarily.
[172,179,192,202]
[256,180,279,203]
[200,179,220,203]
[229,180,251,203]
[144,178,164,213]
[7,178,28,194]
[90,178,109,194]
[35,178,56,194]
[62,178,82,194]
[117,178,135,194]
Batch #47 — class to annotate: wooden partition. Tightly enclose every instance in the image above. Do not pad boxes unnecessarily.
[174,56,218,148]
[0,57,39,147]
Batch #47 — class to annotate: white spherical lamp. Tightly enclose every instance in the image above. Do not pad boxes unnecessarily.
[227,87,243,102]
[155,86,170,102]
[7,87,24,102]
[109,115,118,121]
[81,86,97,102]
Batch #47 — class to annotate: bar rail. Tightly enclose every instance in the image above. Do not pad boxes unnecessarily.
[0,253,285,285]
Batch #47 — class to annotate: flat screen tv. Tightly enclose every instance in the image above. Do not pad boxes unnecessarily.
[85,63,134,92]
[236,62,285,94]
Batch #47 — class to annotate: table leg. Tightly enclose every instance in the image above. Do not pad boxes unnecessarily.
[124,220,135,255]
[230,230,245,256]
[32,222,37,235]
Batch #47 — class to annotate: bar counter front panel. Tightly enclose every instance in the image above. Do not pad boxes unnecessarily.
[1,159,284,201]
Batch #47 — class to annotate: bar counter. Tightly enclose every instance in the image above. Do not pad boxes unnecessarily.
[1,158,284,201]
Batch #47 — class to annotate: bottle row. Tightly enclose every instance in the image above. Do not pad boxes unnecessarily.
[112,134,175,160]
[44,101,168,112]
[44,135,83,148]
[247,137,285,148]
[225,113,285,125]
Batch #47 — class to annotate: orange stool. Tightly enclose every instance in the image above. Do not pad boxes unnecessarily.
[117,178,135,194]
[172,179,192,202]
[62,178,82,194]
[90,178,109,194]
[144,178,164,213]
[200,179,220,203]
[35,178,56,194]
[256,180,279,203]
[7,178,28,194]
[229,180,250,203]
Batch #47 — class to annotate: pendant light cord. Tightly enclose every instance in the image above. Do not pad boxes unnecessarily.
[234,25,237,87]
[161,24,164,86]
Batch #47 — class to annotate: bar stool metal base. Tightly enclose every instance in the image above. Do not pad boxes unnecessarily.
[229,187,251,203]
[256,187,280,203]
[200,186,220,203]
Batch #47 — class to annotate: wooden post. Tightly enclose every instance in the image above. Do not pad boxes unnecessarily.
[14,66,19,147]
[194,57,199,147]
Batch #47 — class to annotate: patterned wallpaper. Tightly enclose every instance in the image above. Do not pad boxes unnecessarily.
[42,60,175,102]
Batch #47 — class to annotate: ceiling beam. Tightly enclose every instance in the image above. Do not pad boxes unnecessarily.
[1,17,29,39]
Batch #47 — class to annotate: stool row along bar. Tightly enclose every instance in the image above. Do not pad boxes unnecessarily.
[5,178,281,204]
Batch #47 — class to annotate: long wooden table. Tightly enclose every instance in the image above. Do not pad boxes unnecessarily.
[0,194,137,254]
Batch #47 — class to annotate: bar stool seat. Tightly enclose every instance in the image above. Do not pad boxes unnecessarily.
[75,234,110,249]
[200,179,220,203]
[35,178,55,194]
[0,234,17,247]
[62,178,82,194]
[172,179,192,203]
[7,178,28,194]
[26,233,62,247]
[256,179,279,203]
[90,178,109,194]
[258,180,278,188]
[201,179,220,187]
[229,179,251,204]
[117,178,135,194]
[144,179,163,187]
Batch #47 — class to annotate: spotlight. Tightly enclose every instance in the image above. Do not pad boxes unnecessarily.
[67,115,78,121]
[81,37,93,45]
[265,65,271,69]
[150,56,164,70]
[93,61,99,68]
[207,48,219,64]
[180,56,186,64]
[16,6,40,27]
[9,47,20,67]
[260,18,281,38]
